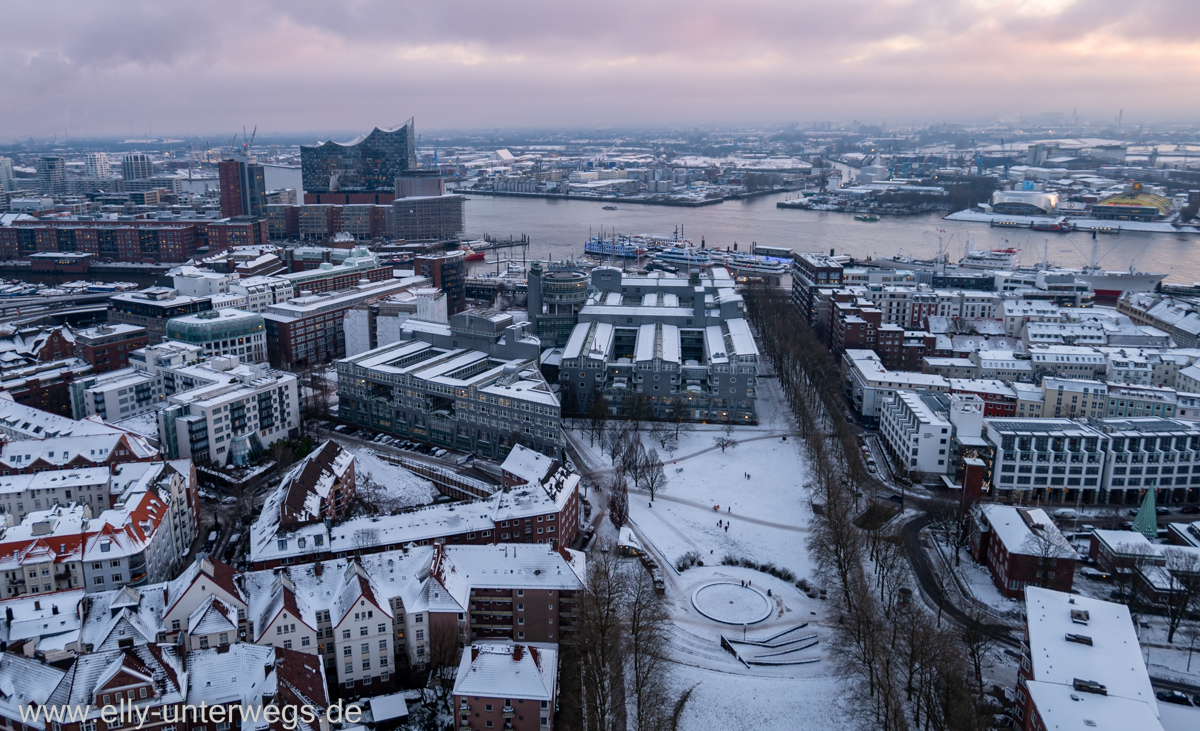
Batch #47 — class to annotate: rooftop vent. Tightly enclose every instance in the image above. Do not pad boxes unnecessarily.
[1070,609,1090,624]
[1072,679,1107,696]
[1065,633,1093,646]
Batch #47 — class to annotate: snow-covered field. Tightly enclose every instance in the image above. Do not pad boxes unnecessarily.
[572,379,817,581]
[352,448,437,508]
[575,380,861,729]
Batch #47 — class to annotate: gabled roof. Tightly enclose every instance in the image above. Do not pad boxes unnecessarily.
[333,561,393,627]
[165,557,245,617]
[189,596,239,637]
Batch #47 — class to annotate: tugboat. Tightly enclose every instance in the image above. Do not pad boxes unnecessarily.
[602,205,617,210]
[854,214,880,222]
[1031,219,1073,232]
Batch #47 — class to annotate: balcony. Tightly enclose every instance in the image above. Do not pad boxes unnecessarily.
[503,707,515,719]
[459,704,470,717]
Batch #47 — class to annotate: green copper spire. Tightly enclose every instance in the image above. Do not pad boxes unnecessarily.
[1133,488,1158,541]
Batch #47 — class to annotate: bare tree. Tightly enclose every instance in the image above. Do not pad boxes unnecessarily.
[578,545,628,731]
[958,603,1002,696]
[712,436,737,453]
[641,448,667,503]
[668,400,695,442]
[355,473,408,515]
[625,567,672,731]
[1020,527,1073,589]
[608,474,630,531]
[426,618,462,712]
[602,420,633,466]
[622,437,648,490]
[1163,547,1200,644]
[648,420,676,453]
[585,395,610,447]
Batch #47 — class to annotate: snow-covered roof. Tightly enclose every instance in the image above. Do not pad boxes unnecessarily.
[0,653,67,726]
[0,589,85,645]
[0,394,123,440]
[980,505,1076,559]
[368,692,410,722]
[1024,587,1155,707]
[453,642,557,702]
[1024,679,1163,731]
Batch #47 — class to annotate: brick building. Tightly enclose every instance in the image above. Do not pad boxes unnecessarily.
[73,324,149,373]
[969,505,1076,598]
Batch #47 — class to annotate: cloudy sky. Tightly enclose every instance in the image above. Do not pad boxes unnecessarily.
[4,0,1198,139]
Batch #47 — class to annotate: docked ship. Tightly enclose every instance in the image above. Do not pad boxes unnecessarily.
[716,253,789,277]
[654,246,712,267]
[958,247,1021,270]
[584,235,648,259]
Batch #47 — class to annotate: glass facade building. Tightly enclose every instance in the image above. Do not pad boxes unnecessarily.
[301,120,417,194]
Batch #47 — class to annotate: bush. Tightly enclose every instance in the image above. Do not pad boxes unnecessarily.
[720,554,797,583]
[676,551,703,572]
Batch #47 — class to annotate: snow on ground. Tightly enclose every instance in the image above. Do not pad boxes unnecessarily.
[574,379,817,579]
[654,563,852,731]
[580,378,860,729]
[352,448,437,507]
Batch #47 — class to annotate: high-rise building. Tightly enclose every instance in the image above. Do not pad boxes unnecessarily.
[84,152,112,179]
[122,152,154,181]
[35,157,67,195]
[0,157,16,192]
[218,157,266,218]
[392,194,464,241]
[414,250,467,314]
[300,119,416,204]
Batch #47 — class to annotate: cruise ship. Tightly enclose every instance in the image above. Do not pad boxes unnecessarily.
[584,235,648,259]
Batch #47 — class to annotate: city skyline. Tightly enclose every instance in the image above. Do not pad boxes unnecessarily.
[4,0,1200,141]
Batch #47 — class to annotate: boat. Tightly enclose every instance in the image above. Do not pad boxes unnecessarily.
[1031,220,1073,233]
[602,205,617,210]
[584,235,648,259]
[461,246,485,262]
[655,247,712,267]
[854,214,880,222]
[718,253,789,277]
[958,248,1021,270]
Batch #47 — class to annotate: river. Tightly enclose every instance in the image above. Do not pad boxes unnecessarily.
[202,166,1200,283]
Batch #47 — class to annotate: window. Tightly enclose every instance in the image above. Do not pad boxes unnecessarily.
[301,636,310,646]
[360,626,369,636]
[344,646,352,656]
[342,629,351,639]
[345,662,353,674]
[378,623,386,633]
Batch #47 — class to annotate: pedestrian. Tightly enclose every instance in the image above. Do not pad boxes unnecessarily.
[748,579,752,587]
[648,501,652,508]
[724,525,728,532]
[727,506,731,513]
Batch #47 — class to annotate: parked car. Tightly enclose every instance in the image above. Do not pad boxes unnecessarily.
[199,489,217,501]
[434,448,448,458]
[1155,690,1192,706]
[1182,505,1200,514]
[867,464,877,473]
[220,496,237,506]
[1079,524,1095,534]
[1053,508,1078,519]
[1120,521,1134,530]
[1080,567,1110,580]
[333,424,350,433]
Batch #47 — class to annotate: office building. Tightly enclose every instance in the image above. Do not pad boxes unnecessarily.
[0,218,203,264]
[109,288,213,343]
[0,157,15,192]
[218,157,266,218]
[69,366,165,422]
[300,120,416,204]
[343,287,447,356]
[165,308,268,363]
[1093,417,1200,505]
[414,251,467,314]
[557,267,759,422]
[391,194,464,241]
[121,153,154,181]
[985,419,1107,502]
[279,246,395,294]
[337,336,562,460]
[525,262,589,348]
[35,157,67,196]
[84,152,111,179]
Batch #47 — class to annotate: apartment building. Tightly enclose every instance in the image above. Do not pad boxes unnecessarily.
[968,505,1076,598]
[454,643,558,731]
[985,419,1107,502]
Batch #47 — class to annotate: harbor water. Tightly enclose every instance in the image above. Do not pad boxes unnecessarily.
[218,167,1200,284]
